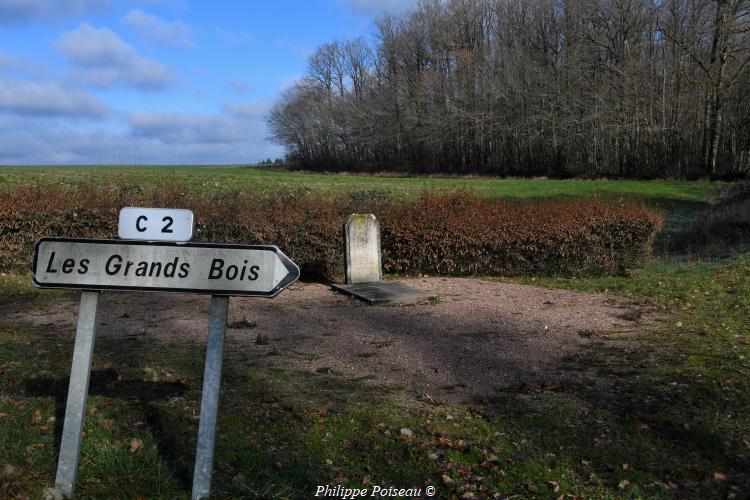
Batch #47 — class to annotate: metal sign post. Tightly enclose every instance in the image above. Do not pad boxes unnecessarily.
[192,296,228,499]
[54,291,99,496]
[34,234,300,498]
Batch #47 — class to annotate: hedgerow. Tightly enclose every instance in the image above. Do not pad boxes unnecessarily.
[0,182,661,280]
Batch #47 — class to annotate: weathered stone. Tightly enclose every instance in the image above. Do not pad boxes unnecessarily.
[344,214,382,284]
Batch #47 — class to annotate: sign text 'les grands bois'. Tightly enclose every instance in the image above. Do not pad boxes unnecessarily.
[33,238,300,297]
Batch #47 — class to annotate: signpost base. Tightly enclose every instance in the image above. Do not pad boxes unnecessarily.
[192,295,229,500]
[54,291,99,496]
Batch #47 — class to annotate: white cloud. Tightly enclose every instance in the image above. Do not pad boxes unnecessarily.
[0,0,110,25]
[335,0,416,15]
[227,78,254,94]
[0,114,283,165]
[0,50,45,79]
[128,110,253,144]
[223,100,271,119]
[0,77,109,118]
[57,23,175,90]
[215,26,255,46]
[123,9,196,48]
[275,37,312,58]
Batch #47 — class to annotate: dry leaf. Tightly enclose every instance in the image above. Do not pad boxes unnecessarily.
[129,438,143,453]
[618,479,630,489]
[714,472,727,481]
[42,487,64,500]
[1,463,17,478]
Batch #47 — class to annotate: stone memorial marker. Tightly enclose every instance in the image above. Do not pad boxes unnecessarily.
[333,213,435,305]
[345,214,382,284]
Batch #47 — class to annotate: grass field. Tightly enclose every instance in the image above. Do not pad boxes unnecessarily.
[0,166,747,498]
[0,165,720,202]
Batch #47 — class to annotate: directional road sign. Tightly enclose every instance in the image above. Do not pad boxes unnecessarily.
[33,238,300,297]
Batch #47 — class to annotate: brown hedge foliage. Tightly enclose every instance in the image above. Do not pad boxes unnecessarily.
[0,182,661,280]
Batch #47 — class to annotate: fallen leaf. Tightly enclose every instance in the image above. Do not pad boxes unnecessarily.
[42,487,63,500]
[618,479,630,489]
[442,474,453,485]
[714,472,727,481]
[1,463,17,478]
[400,428,413,438]
[25,444,43,454]
[438,437,453,447]
[129,438,143,453]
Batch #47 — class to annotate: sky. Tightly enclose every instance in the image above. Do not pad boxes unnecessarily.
[0,0,414,165]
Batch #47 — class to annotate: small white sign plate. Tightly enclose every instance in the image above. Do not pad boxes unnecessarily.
[33,238,300,297]
[118,207,194,242]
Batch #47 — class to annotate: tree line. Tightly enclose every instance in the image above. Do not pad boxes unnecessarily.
[267,0,750,178]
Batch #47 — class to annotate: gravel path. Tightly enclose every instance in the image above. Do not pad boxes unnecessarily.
[6,278,660,403]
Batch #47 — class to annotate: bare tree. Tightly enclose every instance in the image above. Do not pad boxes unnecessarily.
[267,0,750,178]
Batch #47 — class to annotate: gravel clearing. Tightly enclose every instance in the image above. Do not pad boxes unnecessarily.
[6,278,660,403]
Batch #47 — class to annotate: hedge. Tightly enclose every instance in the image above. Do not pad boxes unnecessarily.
[0,183,662,280]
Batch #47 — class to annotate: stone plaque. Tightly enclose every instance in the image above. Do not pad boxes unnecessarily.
[345,214,382,284]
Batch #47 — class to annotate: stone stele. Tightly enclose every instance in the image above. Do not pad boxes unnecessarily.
[345,214,382,284]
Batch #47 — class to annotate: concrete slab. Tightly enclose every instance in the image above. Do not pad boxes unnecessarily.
[331,281,436,305]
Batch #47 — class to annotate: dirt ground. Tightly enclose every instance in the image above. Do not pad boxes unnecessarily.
[5,278,661,403]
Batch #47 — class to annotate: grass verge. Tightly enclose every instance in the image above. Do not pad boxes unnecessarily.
[0,252,748,498]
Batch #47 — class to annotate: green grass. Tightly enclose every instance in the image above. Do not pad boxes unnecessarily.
[0,164,720,202]
[0,166,746,497]
[0,253,748,498]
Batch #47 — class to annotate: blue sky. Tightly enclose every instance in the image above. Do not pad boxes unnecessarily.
[0,0,413,165]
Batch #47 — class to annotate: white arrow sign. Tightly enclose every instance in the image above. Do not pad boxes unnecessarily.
[33,238,300,297]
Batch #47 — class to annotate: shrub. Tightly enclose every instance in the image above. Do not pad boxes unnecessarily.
[0,183,662,280]
[662,181,750,257]
[380,191,662,277]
